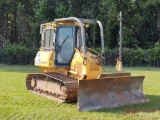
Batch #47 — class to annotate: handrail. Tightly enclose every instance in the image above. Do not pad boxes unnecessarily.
[97,20,105,57]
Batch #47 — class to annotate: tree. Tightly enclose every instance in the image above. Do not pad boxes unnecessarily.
[0,0,160,50]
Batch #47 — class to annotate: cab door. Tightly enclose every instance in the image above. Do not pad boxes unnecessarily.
[54,25,75,67]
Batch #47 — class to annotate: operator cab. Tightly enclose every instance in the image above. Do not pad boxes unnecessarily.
[40,18,104,68]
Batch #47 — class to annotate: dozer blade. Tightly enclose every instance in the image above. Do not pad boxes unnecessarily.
[78,76,149,112]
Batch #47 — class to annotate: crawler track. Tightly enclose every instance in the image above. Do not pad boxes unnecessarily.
[26,72,78,102]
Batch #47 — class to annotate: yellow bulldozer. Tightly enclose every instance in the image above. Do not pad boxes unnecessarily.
[26,17,148,111]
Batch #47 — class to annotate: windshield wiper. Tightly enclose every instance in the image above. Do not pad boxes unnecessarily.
[56,36,69,52]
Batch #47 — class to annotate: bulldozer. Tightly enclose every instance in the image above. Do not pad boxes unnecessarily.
[26,17,149,112]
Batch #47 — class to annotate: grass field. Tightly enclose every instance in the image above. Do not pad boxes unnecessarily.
[0,64,160,120]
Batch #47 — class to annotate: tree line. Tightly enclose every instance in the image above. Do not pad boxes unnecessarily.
[0,0,160,54]
[0,0,160,49]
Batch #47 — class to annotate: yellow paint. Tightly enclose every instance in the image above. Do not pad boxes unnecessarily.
[86,53,102,79]
[70,49,87,80]
[69,49,102,80]
[43,22,56,28]
[35,51,54,68]
[35,47,102,79]
[41,67,66,75]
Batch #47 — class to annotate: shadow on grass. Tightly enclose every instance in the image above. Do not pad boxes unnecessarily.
[86,94,160,114]
[65,95,160,115]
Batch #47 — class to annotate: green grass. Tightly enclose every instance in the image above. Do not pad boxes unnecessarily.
[0,64,160,120]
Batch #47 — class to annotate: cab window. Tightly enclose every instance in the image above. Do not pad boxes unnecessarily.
[44,29,55,48]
